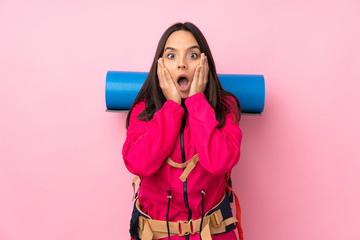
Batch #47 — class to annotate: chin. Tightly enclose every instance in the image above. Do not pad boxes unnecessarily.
[180,93,189,99]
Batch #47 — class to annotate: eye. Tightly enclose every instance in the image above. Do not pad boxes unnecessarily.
[189,53,198,58]
[167,53,175,59]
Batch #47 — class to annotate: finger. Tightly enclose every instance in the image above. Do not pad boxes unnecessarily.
[199,66,204,85]
[163,67,172,84]
[159,58,168,89]
[161,58,166,70]
[204,54,208,67]
[200,54,208,83]
[194,64,201,83]
[164,68,178,95]
[200,53,206,83]
[157,58,162,74]
[157,59,161,77]
[204,55,209,84]
[161,58,169,86]
[157,58,164,88]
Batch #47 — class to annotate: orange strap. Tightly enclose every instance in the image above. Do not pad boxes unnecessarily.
[227,185,244,240]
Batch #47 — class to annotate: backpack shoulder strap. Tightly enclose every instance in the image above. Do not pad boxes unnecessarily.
[132,175,141,201]
[225,171,244,240]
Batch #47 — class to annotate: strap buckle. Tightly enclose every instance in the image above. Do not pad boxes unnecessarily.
[177,219,195,236]
[210,210,223,228]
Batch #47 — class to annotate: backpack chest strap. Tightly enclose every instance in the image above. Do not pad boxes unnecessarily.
[166,154,199,182]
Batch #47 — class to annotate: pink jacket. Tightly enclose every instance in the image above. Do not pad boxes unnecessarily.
[122,92,242,240]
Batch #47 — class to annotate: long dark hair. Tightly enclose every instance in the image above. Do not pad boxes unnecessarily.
[126,22,241,129]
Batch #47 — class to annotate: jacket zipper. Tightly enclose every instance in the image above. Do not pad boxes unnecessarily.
[180,104,191,240]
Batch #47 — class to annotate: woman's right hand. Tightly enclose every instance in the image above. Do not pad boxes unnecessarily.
[157,58,181,105]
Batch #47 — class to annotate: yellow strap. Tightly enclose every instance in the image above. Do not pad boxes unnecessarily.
[166,154,198,168]
[224,217,238,226]
[179,156,199,182]
[166,154,199,182]
[141,219,153,240]
[132,176,140,201]
[200,221,212,240]
[166,158,190,168]
[138,208,235,239]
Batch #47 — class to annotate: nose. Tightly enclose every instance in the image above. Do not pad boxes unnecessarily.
[177,57,187,69]
[177,64,187,69]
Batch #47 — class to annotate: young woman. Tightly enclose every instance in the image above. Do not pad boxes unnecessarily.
[122,22,243,240]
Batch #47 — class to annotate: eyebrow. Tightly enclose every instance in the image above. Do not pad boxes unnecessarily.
[164,45,200,52]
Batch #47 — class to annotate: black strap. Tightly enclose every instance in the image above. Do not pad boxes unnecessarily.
[200,190,206,240]
[166,190,172,240]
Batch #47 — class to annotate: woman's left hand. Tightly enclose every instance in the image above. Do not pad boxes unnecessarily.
[188,53,209,97]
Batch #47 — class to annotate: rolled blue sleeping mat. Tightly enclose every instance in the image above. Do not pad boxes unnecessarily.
[105,71,265,114]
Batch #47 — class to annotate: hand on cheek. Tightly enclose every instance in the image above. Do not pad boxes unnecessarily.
[157,58,181,105]
[188,53,209,98]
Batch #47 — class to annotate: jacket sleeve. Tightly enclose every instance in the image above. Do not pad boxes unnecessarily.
[184,93,242,176]
[122,100,184,177]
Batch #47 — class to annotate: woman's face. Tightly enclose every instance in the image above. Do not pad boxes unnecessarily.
[162,30,201,99]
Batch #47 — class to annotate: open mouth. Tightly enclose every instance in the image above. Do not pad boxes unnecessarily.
[176,74,190,90]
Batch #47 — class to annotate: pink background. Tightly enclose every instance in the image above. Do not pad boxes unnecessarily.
[1,0,359,239]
